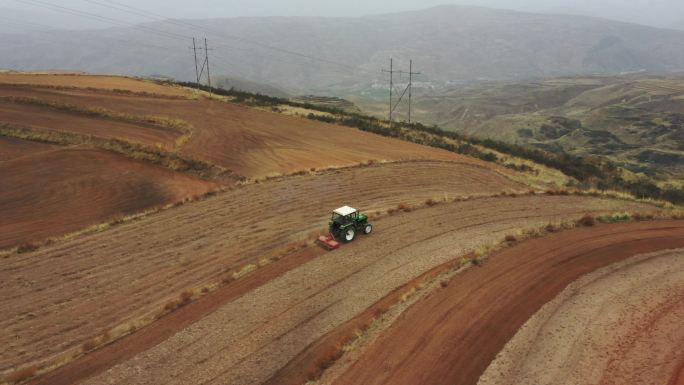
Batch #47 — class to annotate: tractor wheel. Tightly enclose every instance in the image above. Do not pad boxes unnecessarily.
[343,227,356,242]
[363,224,373,234]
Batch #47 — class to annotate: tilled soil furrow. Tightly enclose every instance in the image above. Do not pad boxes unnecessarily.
[2,161,524,371]
[328,222,684,385]
[73,196,652,385]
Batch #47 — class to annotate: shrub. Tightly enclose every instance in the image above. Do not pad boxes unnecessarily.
[110,213,126,225]
[17,242,39,254]
[397,203,412,212]
[163,300,179,312]
[545,222,559,233]
[180,290,193,304]
[221,274,235,285]
[504,234,517,243]
[577,214,596,227]
[425,198,438,207]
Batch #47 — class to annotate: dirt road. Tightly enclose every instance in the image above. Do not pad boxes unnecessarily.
[58,196,653,385]
[329,220,684,385]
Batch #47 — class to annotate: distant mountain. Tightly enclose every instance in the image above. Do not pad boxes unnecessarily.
[370,74,684,178]
[2,5,684,93]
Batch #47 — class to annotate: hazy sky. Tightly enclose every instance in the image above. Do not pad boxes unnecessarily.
[1,0,683,31]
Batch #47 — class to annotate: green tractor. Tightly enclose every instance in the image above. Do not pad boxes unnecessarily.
[317,206,373,249]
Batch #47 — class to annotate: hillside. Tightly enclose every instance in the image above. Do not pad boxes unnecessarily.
[0,72,487,249]
[2,6,684,92]
[352,74,684,179]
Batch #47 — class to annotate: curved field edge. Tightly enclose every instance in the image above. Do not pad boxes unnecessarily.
[312,220,684,385]
[478,248,684,385]
[0,160,527,378]
[29,199,670,385]
[265,217,684,385]
[0,147,221,250]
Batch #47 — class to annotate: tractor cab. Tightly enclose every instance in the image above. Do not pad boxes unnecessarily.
[327,205,373,243]
[331,205,358,225]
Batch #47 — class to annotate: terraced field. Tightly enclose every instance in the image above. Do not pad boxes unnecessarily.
[0,73,190,97]
[326,221,684,385]
[2,160,526,375]
[0,75,468,178]
[0,73,474,251]
[0,146,218,249]
[0,101,183,149]
[3,72,682,385]
[479,248,684,385]
[19,191,659,384]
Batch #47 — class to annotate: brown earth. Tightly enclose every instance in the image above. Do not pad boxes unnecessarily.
[672,364,684,385]
[42,195,654,385]
[329,220,684,385]
[2,159,527,375]
[0,72,486,250]
[0,101,182,149]
[0,147,218,249]
[0,73,190,97]
[0,75,478,178]
[0,136,57,161]
[478,248,684,385]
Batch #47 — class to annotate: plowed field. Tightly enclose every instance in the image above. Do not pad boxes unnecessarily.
[329,221,684,385]
[0,147,218,249]
[0,74,479,178]
[30,194,656,385]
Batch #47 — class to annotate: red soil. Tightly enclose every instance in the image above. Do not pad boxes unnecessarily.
[0,101,182,149]
[0,73,190,97]
[671,363,684,385]
[28,196,654,385]
[0,147,218,249]
[0,136,57,161]
[331,220,684,385]
[2,160,526,376]
[0,75,483,178]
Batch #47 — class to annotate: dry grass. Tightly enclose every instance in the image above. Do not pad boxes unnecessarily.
[0,123,233,180]
[81,331,110,353]
[0,82,189,100]
[0,96,193,135]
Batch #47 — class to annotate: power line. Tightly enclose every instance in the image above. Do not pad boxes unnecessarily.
[408,60,421,123]
[81,0,369,75]
[204,38,212,91]
[12,0,386,84]
[15,0,192,41]
[381,58,396,127]
[383,58,421,125]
